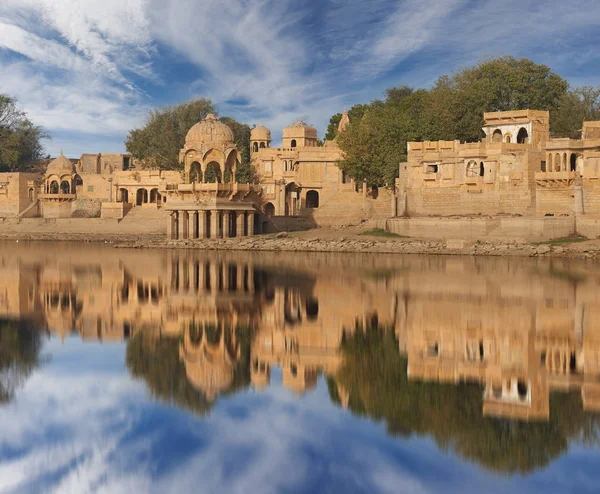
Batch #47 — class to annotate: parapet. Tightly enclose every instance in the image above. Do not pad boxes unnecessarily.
[407,140,459,153]
[583,121,600,140]
[484,110,550,126]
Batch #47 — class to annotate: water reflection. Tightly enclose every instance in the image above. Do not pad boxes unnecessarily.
[1,241,600,477]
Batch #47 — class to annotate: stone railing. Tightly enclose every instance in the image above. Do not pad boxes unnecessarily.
[535,170,579,180]
[39,193,77,200]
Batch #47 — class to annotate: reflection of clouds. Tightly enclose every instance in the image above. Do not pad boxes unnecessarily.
[2,341,600,494]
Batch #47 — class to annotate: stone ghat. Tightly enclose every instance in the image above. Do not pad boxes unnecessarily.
[161,234,600,259]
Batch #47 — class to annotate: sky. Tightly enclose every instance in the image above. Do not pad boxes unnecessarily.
[2,336,600,494]
[0,0,599,157]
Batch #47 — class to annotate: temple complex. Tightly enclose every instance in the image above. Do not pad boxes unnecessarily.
[3,109,600,239]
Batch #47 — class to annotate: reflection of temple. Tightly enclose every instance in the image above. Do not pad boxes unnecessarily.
[3,243,600,421]
[395,257,600,420]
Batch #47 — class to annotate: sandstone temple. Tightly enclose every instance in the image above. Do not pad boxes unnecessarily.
[1,109,600,240]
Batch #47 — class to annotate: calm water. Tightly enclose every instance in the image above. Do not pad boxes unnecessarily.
[1,241,600,494]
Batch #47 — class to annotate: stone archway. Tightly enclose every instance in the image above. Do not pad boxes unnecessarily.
[189,161,202,183]
[136,188,148,206]
[60,180,71,194]
[517,127,529,144]
[49,181,59,194]
[305,190,319,208]
[205,161,222,183]
[119,188,129,203]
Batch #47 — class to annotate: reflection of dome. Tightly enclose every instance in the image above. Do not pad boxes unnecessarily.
[46,151,75,177]
[185,114,235,148]
[179,326,239,400]
[251,125,271,140]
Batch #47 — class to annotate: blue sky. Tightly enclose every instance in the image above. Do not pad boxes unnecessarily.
[0,0,599,157]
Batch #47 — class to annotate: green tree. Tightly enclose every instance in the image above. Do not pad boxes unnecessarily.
[551,86,600,138]
[336,88,426,186]
[125,99,216,170]
[0,95,48,172]
[425,57,569,142]
[324,104,370,141]
[0,319,43,404]
[219,117,256,183]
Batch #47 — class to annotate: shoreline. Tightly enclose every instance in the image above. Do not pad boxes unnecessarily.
[1,229,600,259]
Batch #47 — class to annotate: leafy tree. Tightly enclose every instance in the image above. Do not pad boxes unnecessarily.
[0,319,43,404]
[426,57,569,142]
[125,99,216,170]
[551,86,600,138]
[336,88,426,186]
[0,95,48,172]
[219,117,256,183]
[324,104,370,141]
[333,57,571,185]
[331,324,600,474]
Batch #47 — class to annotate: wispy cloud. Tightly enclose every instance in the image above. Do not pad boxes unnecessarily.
[0,0,598,154]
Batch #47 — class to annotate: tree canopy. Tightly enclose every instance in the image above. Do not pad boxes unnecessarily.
[125,99,255,182]
[331,56,595,187]
[0,95,48,172]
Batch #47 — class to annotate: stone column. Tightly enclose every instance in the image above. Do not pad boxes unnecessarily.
[237,264,246,291]
[189,211,198,239]
[198,211,207,239]
[221,262,229,291]
[210,262,220,292]
[236,211,245,237]
[210,210,220,239]
[247,213,255,236]
[180,211,189,240]
[223,211,231,238]
[167,212,177,240]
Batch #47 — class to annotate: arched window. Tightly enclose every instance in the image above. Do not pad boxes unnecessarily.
[264,202,275,217]
[28,188,34,201]
[136,188,148,205]
[204,162,222,183]
[479,162,485,177]
[290,139,297,148]
[492,129,503,143]
[570,153,577,172]
[60,180,70,194]
[517,127,529,144]
[259,142,265,148]
[504,134,512,143]
[306,190,319,208]
[119,188,128,203]
[253,142,258,152]
[189,161,202,183]
[73,175,83,193]
[466,160,478,177]
[305,298,319,321]
[150,188,159,203]
[49,181,59,194]
[371,185,379,199]
[555,153,562,171]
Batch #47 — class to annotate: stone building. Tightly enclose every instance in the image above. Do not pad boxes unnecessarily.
[250,110,392,229]
[400,109,600,221]
[164,114,262,239]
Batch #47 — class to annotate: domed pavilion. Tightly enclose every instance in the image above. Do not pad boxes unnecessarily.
[39,151,81,218]
[164,114,263,240]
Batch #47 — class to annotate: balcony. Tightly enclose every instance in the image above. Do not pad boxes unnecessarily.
[39,193,76,200]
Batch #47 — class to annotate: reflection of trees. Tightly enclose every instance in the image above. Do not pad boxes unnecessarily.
[125,324,255,415]
[330,326,600,474]
[0,319,43,404]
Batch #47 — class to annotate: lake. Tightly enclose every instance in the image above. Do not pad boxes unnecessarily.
[1,241,600,494]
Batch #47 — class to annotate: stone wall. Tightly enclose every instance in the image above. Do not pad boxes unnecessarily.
[379,216,575,241]
[536,187,575,216]
[0,173,40,217]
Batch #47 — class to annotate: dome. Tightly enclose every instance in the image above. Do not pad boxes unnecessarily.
[185,114,235,148]
[251,124,271,140]
[46,151,75,177]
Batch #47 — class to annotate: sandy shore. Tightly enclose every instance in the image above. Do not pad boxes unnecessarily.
[1,226,600,259]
